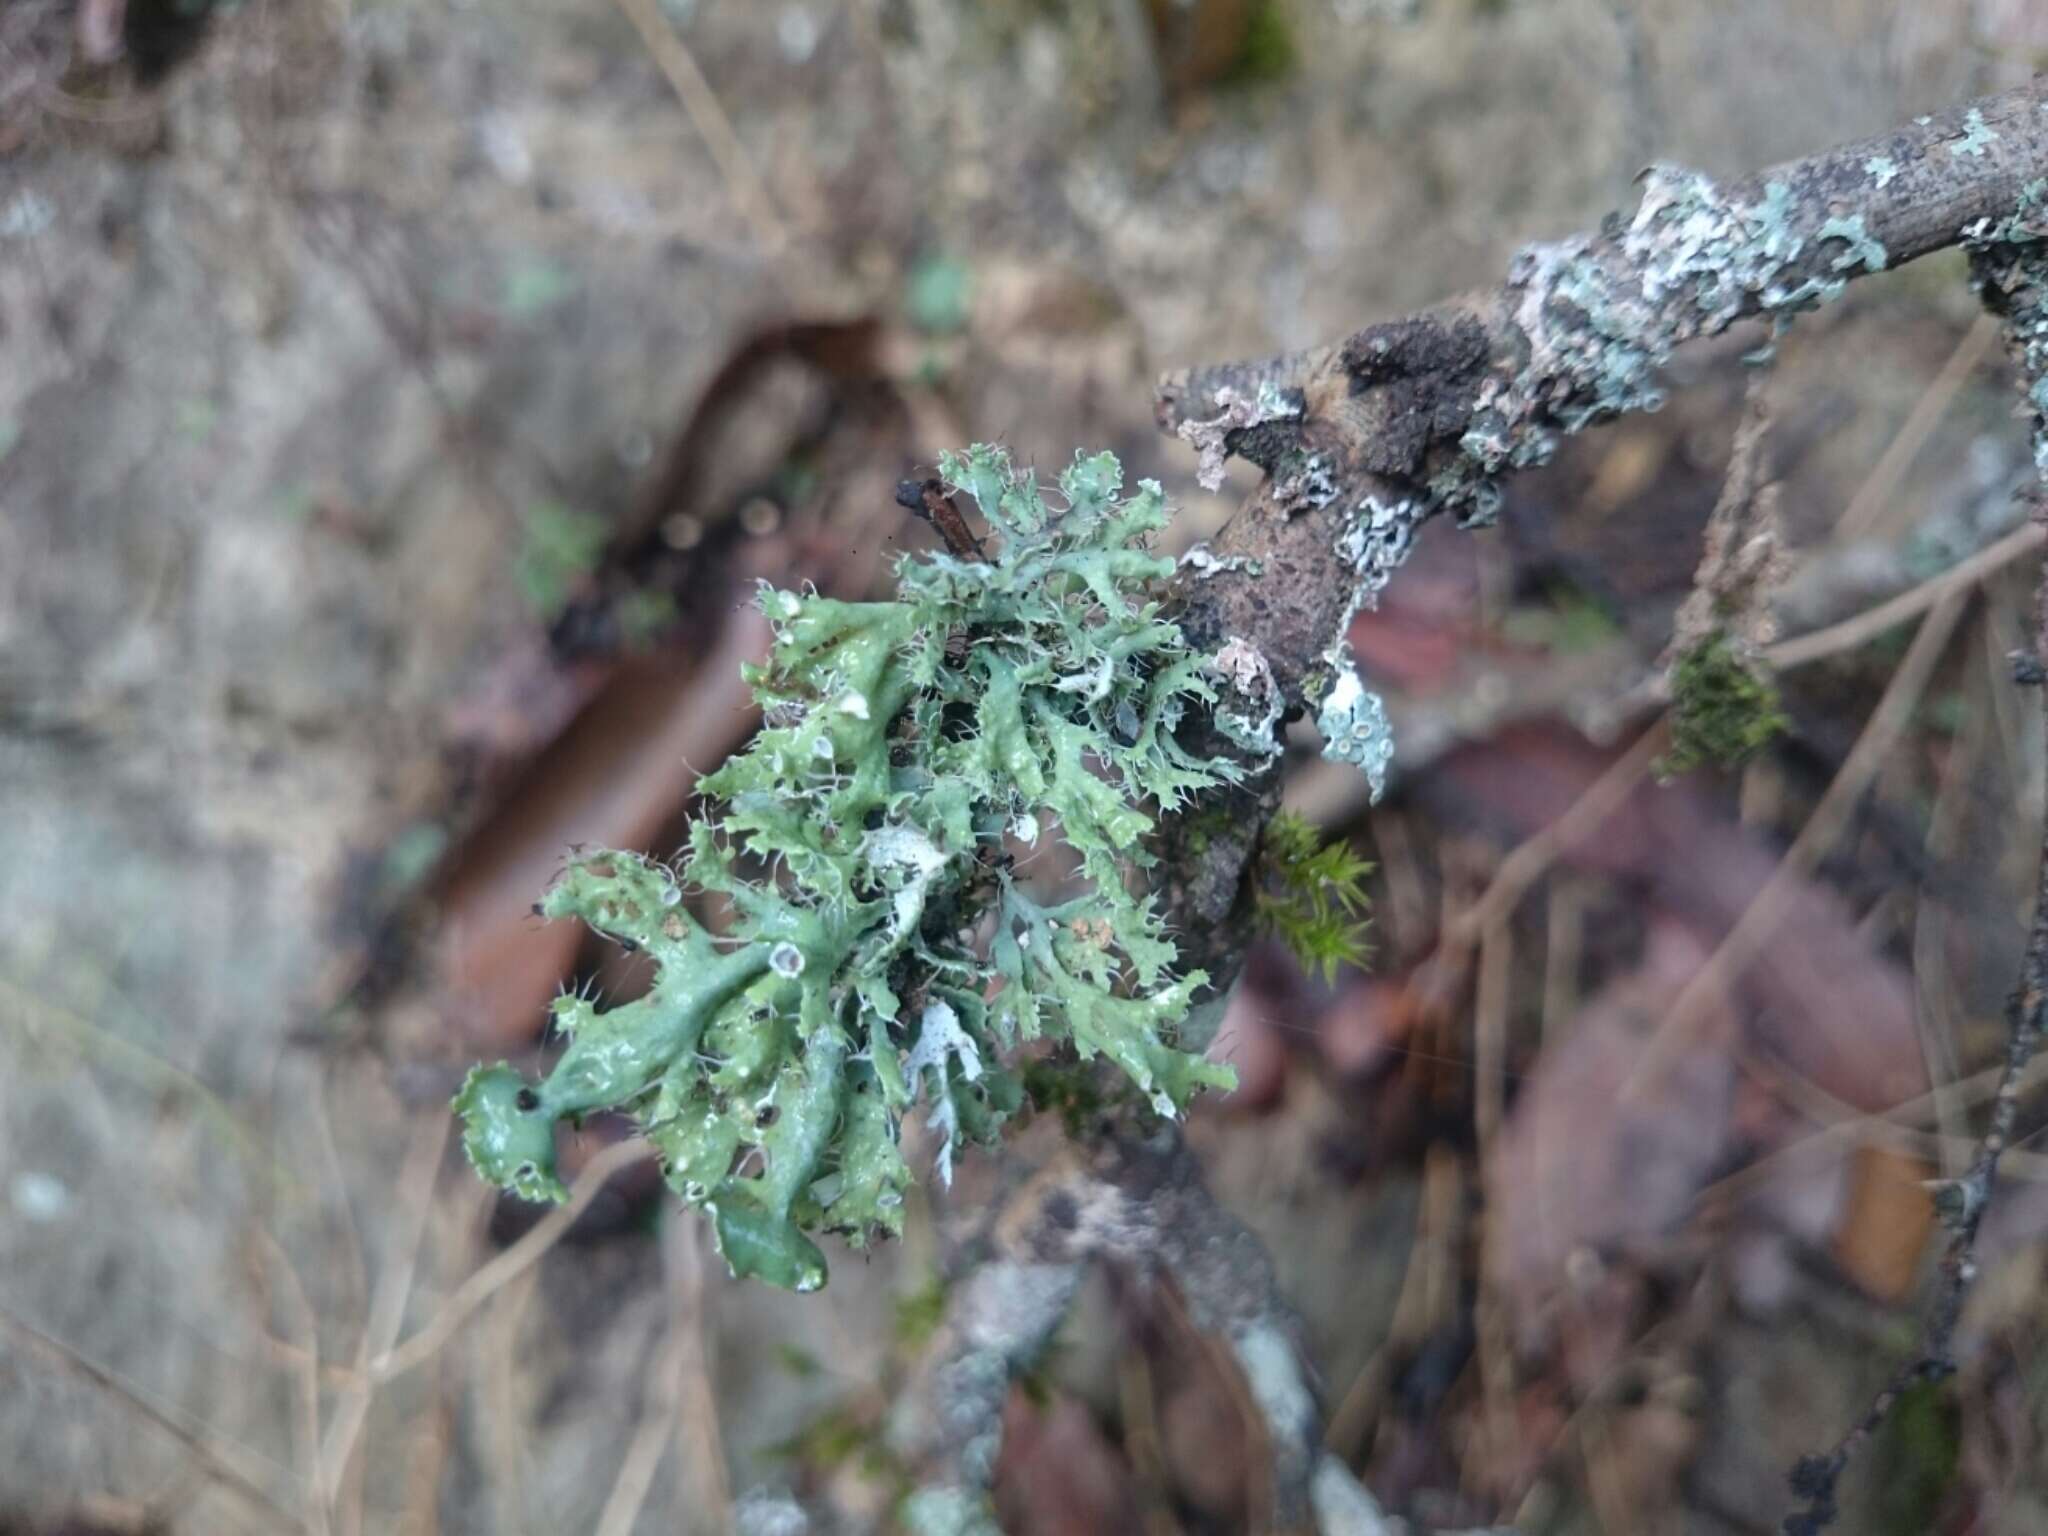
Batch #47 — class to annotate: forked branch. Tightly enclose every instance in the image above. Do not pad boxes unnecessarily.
[1130,74,2048,1536]
[1157,79,2048,712]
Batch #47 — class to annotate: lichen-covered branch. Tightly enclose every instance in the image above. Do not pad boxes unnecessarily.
[1127,83,2048,1532]
[857,81,2048,1536]
[1144,77,2048,1025]
[886,1159,1090,1536]
[887,1126,1495,1536]
[1779,158,2048,1536]
[1156,79,2048,723]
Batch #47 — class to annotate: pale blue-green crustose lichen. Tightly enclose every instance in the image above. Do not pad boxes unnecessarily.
[1308,166,1898,788]
[1951,108,2000,158]
[1446,165,1890,523]
[1305,491,1416,799]
[455,446,1240,1290]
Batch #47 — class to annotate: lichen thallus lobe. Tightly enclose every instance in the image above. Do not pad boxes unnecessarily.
[456,446,1257,1289]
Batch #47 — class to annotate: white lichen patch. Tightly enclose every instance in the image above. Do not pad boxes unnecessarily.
[1052,651,1115,700]
[1311,1459,1394,1535]
[1865,155,1900,188]
[1462,165,1888,497]
[1177,380,1303,492]
[1308,493,1424,784]
[1232,1319,1320,1453]
[1962,177,2048,247]
[900,1485,999,1536]
[864,824,950,939]
[1271,450,1340,515]
[1336,493,1422,610]
[904,998,984,1085]
[1179,543,1257,578]
[1212,635,1273,693]
[1209,636,1283,757]
[1817,214,1887,275]
[904,999,984,1186]
[1952,108,1999,158]
[1314,645,1396,801]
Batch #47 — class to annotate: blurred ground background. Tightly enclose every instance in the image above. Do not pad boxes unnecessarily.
[4,1,2048,1533]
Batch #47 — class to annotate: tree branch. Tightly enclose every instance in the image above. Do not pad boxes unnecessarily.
[886,1127,1493,1536]
[1779,160,2048,1536]
[1131,78,2048,1534]
[1157,79,2048,712]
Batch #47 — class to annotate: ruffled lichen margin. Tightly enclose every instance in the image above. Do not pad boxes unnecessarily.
[455,446,1237,1290]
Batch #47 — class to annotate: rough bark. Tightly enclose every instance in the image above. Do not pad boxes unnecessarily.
[1157,78,2048,712]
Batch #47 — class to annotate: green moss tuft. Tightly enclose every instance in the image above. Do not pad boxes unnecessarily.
[1869,1376,1961,1536]
[514,500,607,617]
[894,1276,951,1347]
[1251,811,1373,983]
[1656,632,1787,779]
[1223,0,1297,87]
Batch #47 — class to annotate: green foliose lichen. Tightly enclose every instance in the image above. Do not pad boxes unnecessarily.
[1655,632,1788,780]
[455,446,1239,1289]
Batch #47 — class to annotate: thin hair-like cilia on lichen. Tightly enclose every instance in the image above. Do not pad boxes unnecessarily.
[454,446,1239,1290]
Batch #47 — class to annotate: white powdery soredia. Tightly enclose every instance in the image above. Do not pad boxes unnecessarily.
[903,999,984,1186]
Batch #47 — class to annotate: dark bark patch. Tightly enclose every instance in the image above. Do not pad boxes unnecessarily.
[1339,313,1491,477]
